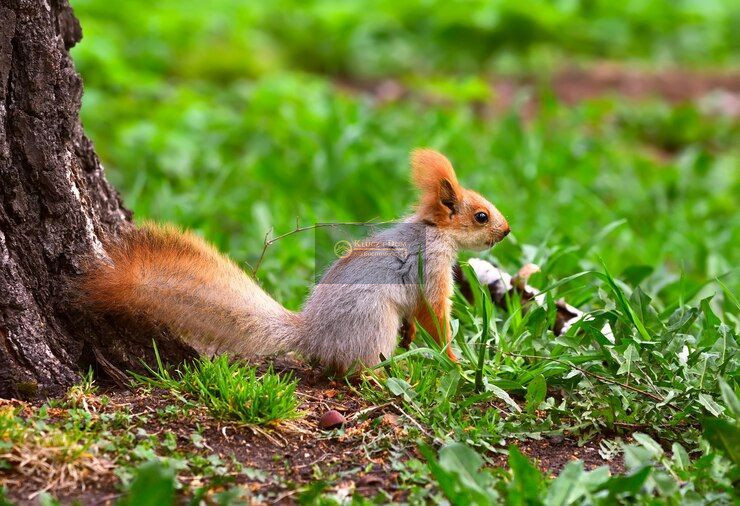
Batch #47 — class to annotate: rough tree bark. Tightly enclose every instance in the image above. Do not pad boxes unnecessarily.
[0,0,196,399]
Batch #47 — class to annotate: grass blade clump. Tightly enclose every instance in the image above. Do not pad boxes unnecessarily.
[136,347,300,425]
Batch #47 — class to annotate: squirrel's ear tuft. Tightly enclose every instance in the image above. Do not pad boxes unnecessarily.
[411,148,460,194]
[411,149,462,217]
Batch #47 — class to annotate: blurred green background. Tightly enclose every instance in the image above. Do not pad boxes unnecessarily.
[70,0,739,309]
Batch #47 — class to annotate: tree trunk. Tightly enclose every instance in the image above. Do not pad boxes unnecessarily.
[0,0,196,399]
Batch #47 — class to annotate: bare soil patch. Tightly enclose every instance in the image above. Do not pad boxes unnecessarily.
[337,64,740,118]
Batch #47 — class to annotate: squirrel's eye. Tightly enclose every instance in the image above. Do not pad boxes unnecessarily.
[474,212,489,224]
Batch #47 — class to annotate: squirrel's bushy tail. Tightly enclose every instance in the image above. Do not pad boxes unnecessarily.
[82,224,300,356]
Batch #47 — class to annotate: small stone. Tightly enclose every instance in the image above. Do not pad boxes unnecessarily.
[359,474,384,487]
[379,413,399,427]
[319,409,346,430]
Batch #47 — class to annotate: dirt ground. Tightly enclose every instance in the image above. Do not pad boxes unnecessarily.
[337,63,740,118]
[2,357,630,505]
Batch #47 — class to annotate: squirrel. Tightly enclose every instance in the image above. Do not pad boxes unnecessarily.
[82,149,510,374]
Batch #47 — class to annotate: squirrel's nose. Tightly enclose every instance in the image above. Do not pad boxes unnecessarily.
[501,224,511,237]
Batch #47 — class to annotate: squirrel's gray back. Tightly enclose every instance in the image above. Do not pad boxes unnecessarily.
[294,221,455,371]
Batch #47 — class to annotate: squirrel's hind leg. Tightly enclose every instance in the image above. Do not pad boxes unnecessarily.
[399,318,416,349]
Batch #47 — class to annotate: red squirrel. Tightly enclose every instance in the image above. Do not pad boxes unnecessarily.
[82,149,510,373]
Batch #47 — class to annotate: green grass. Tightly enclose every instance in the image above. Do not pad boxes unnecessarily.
[135,349,300,425]
[117,461,176,506]
[373,247,738,433]
[422,438,737,504]
[71,0,739,85]
[356,257,738,502]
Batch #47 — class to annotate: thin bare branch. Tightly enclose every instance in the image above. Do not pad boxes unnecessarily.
[249,217,395,277]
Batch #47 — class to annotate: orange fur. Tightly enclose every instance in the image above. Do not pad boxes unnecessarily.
[412,277,457,361]
[411,148,460,194]
[81,222,298,356]
[82,223,233,314]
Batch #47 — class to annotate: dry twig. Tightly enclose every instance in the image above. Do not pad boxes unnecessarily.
[249,217,394,276]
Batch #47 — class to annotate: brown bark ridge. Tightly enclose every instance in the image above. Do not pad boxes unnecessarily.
[0,0,196,399]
